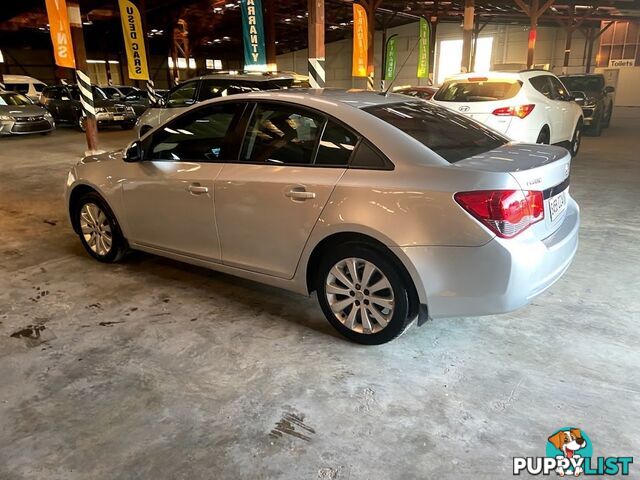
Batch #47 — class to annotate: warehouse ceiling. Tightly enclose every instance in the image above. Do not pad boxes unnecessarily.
[1,0,639,58]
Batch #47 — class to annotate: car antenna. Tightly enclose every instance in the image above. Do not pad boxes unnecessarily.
[382,37,421,96]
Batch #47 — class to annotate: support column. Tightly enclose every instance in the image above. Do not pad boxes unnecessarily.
[308,0,325,88]
[515,0,555,69]
[67,0,98,153]
[138,0,157,104]
[460,0,474,73]
[582,22,613,73]
[562,6,574,73]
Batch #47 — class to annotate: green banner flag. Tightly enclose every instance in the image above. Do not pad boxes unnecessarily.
[417,18,430,78]
[384,35,398,81]
[241,0,267,70]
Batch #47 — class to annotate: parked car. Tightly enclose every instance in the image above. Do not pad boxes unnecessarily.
[101,85,149,116]
[0,90,55,136]
[1,74,47,102]
[432,70,584,156]
[66,90,579,344]
[135,72,309,136]
[40,85,136,131]
[559,74,614,136]
[393,85,439,100]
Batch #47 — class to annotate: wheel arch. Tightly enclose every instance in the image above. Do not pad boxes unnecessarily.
[68,183,118,234]
[304,231,422,321]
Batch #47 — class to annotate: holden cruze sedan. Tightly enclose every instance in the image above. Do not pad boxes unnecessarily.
[65,90,579,344]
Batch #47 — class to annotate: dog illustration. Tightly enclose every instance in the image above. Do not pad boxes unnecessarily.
[548,428,587,476]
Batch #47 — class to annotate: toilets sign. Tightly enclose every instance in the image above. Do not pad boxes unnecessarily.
[240,0,267,70]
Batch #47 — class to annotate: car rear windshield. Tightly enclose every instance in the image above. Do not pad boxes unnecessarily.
[363,101,508,163]
[559,76,604,92]
[434,78,522,102]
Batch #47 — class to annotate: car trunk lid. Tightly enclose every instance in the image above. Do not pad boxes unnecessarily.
[455,143,572,238]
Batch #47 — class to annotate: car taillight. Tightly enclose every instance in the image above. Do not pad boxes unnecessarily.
[454,189,544,238]
[492,104,535,119]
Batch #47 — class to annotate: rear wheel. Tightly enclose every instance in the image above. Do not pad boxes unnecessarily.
[570,121,583,157]
[316,244,412,345]
[76,115,87,132]
[536,127,550,144]
[75,192,127,263]
[603,105,613,128]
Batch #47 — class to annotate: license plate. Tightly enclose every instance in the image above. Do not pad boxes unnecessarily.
[113,115,124,121]
[548,190,567,222]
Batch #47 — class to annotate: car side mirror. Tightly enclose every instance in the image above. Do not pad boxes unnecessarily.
[570,91,586,105]
[604,85,615,94]
[123,140,142,162]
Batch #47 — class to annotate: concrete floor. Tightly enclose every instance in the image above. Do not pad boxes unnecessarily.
[0,113,639,480]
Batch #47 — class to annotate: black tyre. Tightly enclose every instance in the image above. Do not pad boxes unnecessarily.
[603,106,613,128]
[316,244,412,345]
[589,112,603,137]
[570,121,583,158]
[536,127,550,144]
[76,115,87,132]
[74,191,127,263]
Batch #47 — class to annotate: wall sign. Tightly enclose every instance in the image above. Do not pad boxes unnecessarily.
[609,59,635,68]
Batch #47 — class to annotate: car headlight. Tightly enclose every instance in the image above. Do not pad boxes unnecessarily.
[43,111,53,119]
[0,115,15,121]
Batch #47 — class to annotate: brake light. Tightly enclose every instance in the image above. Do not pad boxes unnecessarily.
[454,189,544,238]
[492,104,535,119]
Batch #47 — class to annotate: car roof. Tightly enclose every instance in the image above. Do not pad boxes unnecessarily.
[442,70,558,82]
[222,88,413,109]
[187,72,302,82]
[2,74,45,83]
[558,73,604,77]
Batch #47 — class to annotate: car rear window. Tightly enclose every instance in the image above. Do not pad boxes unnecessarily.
[363,101,508,163]
[434,78,522,102]
[559,76,604,92]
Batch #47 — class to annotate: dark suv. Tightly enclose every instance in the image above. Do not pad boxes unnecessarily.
[559,74,615,136]
[40,85,137,131]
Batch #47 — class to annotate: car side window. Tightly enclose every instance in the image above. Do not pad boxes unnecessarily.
[530,76,553,99]
[197,80,231,101]
[240,103,324,165]
[350,141,393,170]
[315,121,359,166]
[549,77,570,101]
[166,81,198,108]
[147,103,244,162]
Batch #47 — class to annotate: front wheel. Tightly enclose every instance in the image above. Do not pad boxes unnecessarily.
[76,115,87,132]
[316,245,412,345]
[570,121,583,157]
[75,192,127,263]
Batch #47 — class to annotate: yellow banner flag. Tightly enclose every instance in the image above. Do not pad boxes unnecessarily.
[118,0,150,80]
[352,3,368,77]
[44,0,75,69]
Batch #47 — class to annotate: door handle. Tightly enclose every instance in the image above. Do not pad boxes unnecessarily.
[188,183,209,195]
[285,188,316,200]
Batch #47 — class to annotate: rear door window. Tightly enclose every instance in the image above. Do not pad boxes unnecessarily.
[549,77,570,101]
[529,75,553,98]
[364,101,507,163]
[434,78,522,102]
[240,103,324,165]
[315,121,359,166]
[4,83,29,94]
[166,81,198,107]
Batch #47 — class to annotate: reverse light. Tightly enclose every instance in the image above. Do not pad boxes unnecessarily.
[454,189,544,238]
[492,104,535,119]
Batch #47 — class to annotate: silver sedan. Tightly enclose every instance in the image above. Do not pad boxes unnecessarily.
[65,90,579,344]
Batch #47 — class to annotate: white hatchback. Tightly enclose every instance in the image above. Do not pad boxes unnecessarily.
[432,71,584,156]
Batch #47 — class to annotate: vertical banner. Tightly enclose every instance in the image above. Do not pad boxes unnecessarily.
[118,0,150,80]
[44,0,76,69]
[384,35,398,81]
[352,3,368,77]
[241,0,267,70]
[417,17,430,78]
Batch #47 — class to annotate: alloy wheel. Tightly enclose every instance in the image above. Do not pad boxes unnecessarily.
[80,203,113,256]
[325,257,395,334]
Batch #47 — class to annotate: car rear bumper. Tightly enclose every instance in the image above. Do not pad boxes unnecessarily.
[394,197,579,318]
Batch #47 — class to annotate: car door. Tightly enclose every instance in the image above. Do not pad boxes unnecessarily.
[528,75,563,143]
[121,101,247,261]
[215,102,356,279]
[548,76,573,142]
